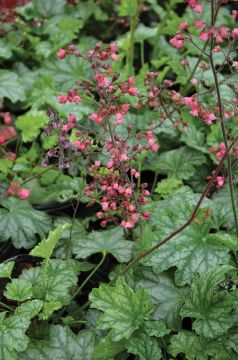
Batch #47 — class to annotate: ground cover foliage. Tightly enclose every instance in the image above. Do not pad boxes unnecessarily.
[1,0,238,359]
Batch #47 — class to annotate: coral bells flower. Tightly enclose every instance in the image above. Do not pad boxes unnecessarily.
[178,22,188,30]
[184,0,202,13]
[216,143,226,159]
[57,48,67,59]
[18,188,31,200]
[232,28,238,39]
[89,112,103,125]
[194,19,205,29]
[58,95,68,104]
[7,182,31,199]
[216,176,224,189]
[170,34,184,49]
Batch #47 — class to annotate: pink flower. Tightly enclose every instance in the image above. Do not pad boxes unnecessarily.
[121,220,134,228]
[120,153,129,161]
[73,95,81,104]
[200,31,209,41]
[128,76,135,86]
[232,28,238,39]
[232,10,238,21]
[178,22,188,30]
[206,113,216,124]
[18,188,31,200]
[194,19,205,29]
[101,201,109,211]
[111,53,118,61]
[142,211,150,219]
[232,61,238,69]
[115,113,124,124]
[57,48,67,59]
[107,160,114,169]
[218,26,229,39]
[68,114,77,123]
[95,160,101,167]
[94,73,110,88]
[170,37,184,49]
[191,78,198,85]
[213,46,221,53]
[215,35,223,43]
[216,176,224,189]
[184,0,202,13]
[128,87,138,96]
[89,112,103,125]
[121,103,130,114]
[58,95,68,104]
[131,169,140,178]
[109,43,118,53]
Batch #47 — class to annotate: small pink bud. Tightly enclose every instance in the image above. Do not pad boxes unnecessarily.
[57,48,67,60]
[18,188,31,200]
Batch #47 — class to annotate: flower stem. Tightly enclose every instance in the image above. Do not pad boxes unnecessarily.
[210,0,238,238]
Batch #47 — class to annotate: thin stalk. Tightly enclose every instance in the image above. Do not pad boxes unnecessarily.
[126,1,140,75]
[0,301,14,312]
[20,165,55,186]
[66,179,85,259]
[71,252,106,300]
[140,40,145,67]
[151,171,159,195]
[181,4,220,95]
[210,0,238,238]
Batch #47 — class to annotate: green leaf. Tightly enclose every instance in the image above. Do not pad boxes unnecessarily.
[119,0,138,16]
[89,278,154,341]
[156,146,206,180]
[73,227,133,263]
[19,259,78,303]
[0,158,13,175]
[143,190,230,285]
[44,55,91,91]
[16,110,49,142]
[126,333,162,360]
[169,330,238,360]
[0,70,26,103]
[135,268,187,329]
[32,0,66,16]
[0,197,52,249]
[135,24,157,42]
[38,301,62,320]
[143,320,169,337]
[15,300,44,319]
[180,124,207,153]
[0,261,14,278]
[154,178,183,198]
[0,313,30,360]
[19,326,95,360]
[93,333,125,360]
[168,331,209,360]
[0,39,12,59]
[181,266,236,338]
[30,224,69,260]
[4,279,33,302]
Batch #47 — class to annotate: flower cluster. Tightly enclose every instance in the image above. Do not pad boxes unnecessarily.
[46,42,159,228]
[0,103,17,145]
[183,0,202,13]
[7,182,31,200]
[170,7,238,50]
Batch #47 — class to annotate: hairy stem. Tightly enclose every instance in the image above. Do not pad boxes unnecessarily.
[126,0,140,75]
[210,0,238,237]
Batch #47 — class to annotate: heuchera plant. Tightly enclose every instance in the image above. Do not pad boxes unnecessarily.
[45,41,159,229]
